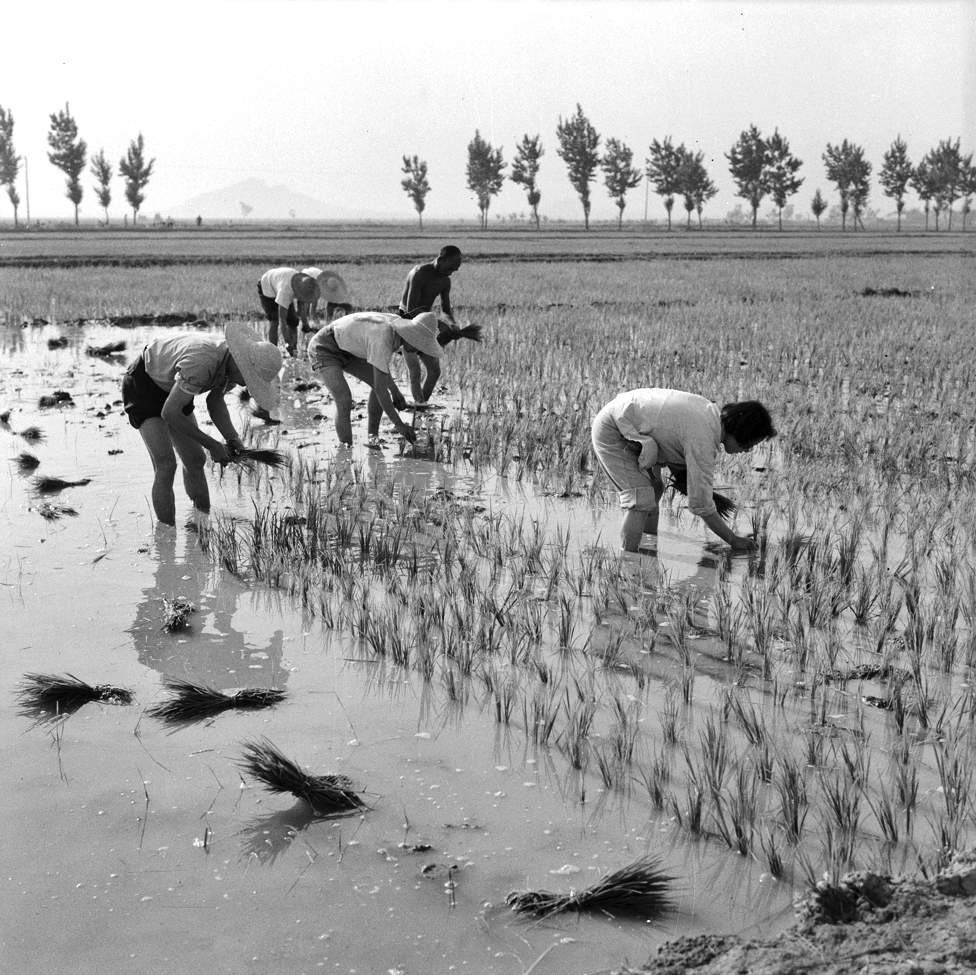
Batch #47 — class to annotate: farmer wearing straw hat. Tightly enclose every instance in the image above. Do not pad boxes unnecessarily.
[122,324,282,526]
[307,311,445,446]
[397,245,462,403]
[257,267,320,356]
[591,388,775,553]
[301,267,354,325]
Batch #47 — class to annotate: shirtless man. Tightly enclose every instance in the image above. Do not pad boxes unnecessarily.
[396,245,462,403]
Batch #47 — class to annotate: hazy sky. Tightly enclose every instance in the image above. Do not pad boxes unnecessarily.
[3,0,974,222]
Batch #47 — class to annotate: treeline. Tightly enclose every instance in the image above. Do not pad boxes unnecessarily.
[0,103,154,228]
[405,104,975,232]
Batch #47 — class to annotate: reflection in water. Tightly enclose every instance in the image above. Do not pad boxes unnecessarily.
[127,526,287,692]
[239,800,361,866]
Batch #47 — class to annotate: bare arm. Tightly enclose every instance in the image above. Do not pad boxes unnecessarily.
[440,282,456,325]
[161,387,232,464]
[371,366,415,441]
[205,388,243,448]
[701,510,754,550]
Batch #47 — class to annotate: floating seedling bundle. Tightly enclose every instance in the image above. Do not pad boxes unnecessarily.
[32,475,91,494]
[506,855,674,919]
[148,677,285,724]
[238,738,366,814]
[16,672,133,719]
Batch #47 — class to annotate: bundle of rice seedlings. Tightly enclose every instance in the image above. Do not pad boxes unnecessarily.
[161,596,195,632]
[20,426,45,443]
[38,390,74,408]
[437,323,483,347]
[33,475,91,494]
[506,855,674,919]
[669,468,735,520]
[147,677,285,724]
[238,738,366,814]
[86,340,127,357]
[37,502,78,520]
[47,336,69,349]
[16,452,41,474]
[17,672,133,719]
[230,446,288,470]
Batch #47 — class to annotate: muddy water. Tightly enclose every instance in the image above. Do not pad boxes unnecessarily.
[1,323,793,975]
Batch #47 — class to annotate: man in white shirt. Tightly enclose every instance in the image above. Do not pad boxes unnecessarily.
[257,268,320,355]
[591,388,775,552]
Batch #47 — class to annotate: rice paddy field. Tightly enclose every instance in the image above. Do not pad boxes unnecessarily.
[2,228,976,975]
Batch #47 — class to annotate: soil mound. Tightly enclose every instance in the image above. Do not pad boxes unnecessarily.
[618,849,976,975]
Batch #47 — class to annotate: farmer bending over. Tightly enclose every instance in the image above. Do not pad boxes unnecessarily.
[302,267,354,327]
[591,388,775,553]
[307,311,445,446]
[122,324,282,526]
[257,267,320,355]
[397,245,462,403]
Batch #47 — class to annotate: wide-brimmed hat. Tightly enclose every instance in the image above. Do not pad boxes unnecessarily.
[392,312,443,359]
[225,323,282,417]
[302,267,352,305]
[290,272,320,303]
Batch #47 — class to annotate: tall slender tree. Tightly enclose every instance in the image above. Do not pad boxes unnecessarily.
[823,140,871,231]
[811,189,827,229]
[555,104,600,229]
[0,105,20,227]
[726,124,768,228]
[47,103,87,225]
[119,133,154,225]
[601,137,641,229]
[466,130,506,230]
[961,162,976,232]
[510,134,543,229]
[911,160,936,231]
[764,129,803,230]
[923,138,970,230]
[400,154,430,229]
[677,150,717,229]
[644,137,686,230]
[90,148,113,226]
[879,136,913,231]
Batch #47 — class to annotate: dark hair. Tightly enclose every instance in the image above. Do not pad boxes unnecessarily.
[438,245,462,260]
[720,401,776,447]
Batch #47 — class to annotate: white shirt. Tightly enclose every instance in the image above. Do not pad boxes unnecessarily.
[143,334,230,397]
[328,312,398,374]
[606,388,722,517]
[259,267,300,307]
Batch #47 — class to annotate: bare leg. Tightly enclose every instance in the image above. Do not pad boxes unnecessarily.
[281,322,298,356]
[621,506,658,553]
[318,364,356,445]
[139,418,179,526]
[171,419,210,515]
[366,391,382,437]
[402,348,424,402]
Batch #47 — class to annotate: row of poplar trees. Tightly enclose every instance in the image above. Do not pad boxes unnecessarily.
[402,105,975,232]
[0,103,154,227]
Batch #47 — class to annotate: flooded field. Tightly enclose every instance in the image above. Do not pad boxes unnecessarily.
[3,239,976,975]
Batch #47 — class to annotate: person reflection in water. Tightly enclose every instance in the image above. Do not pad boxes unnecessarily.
[128,526,287,692]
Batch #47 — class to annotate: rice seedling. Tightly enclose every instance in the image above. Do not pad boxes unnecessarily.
[36,502,78,520]
[147,677,286,725]
[17,672,133,719]
[38,390,74,408]
[33,475,91,494]
[86,340,127,356]
[237,738,366,814]
[228,446,289,470]
[505,855,674,919]
[15,451,40,474]
[160,595,195,632]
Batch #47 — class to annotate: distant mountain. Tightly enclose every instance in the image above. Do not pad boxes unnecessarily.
[163,178,390,221]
